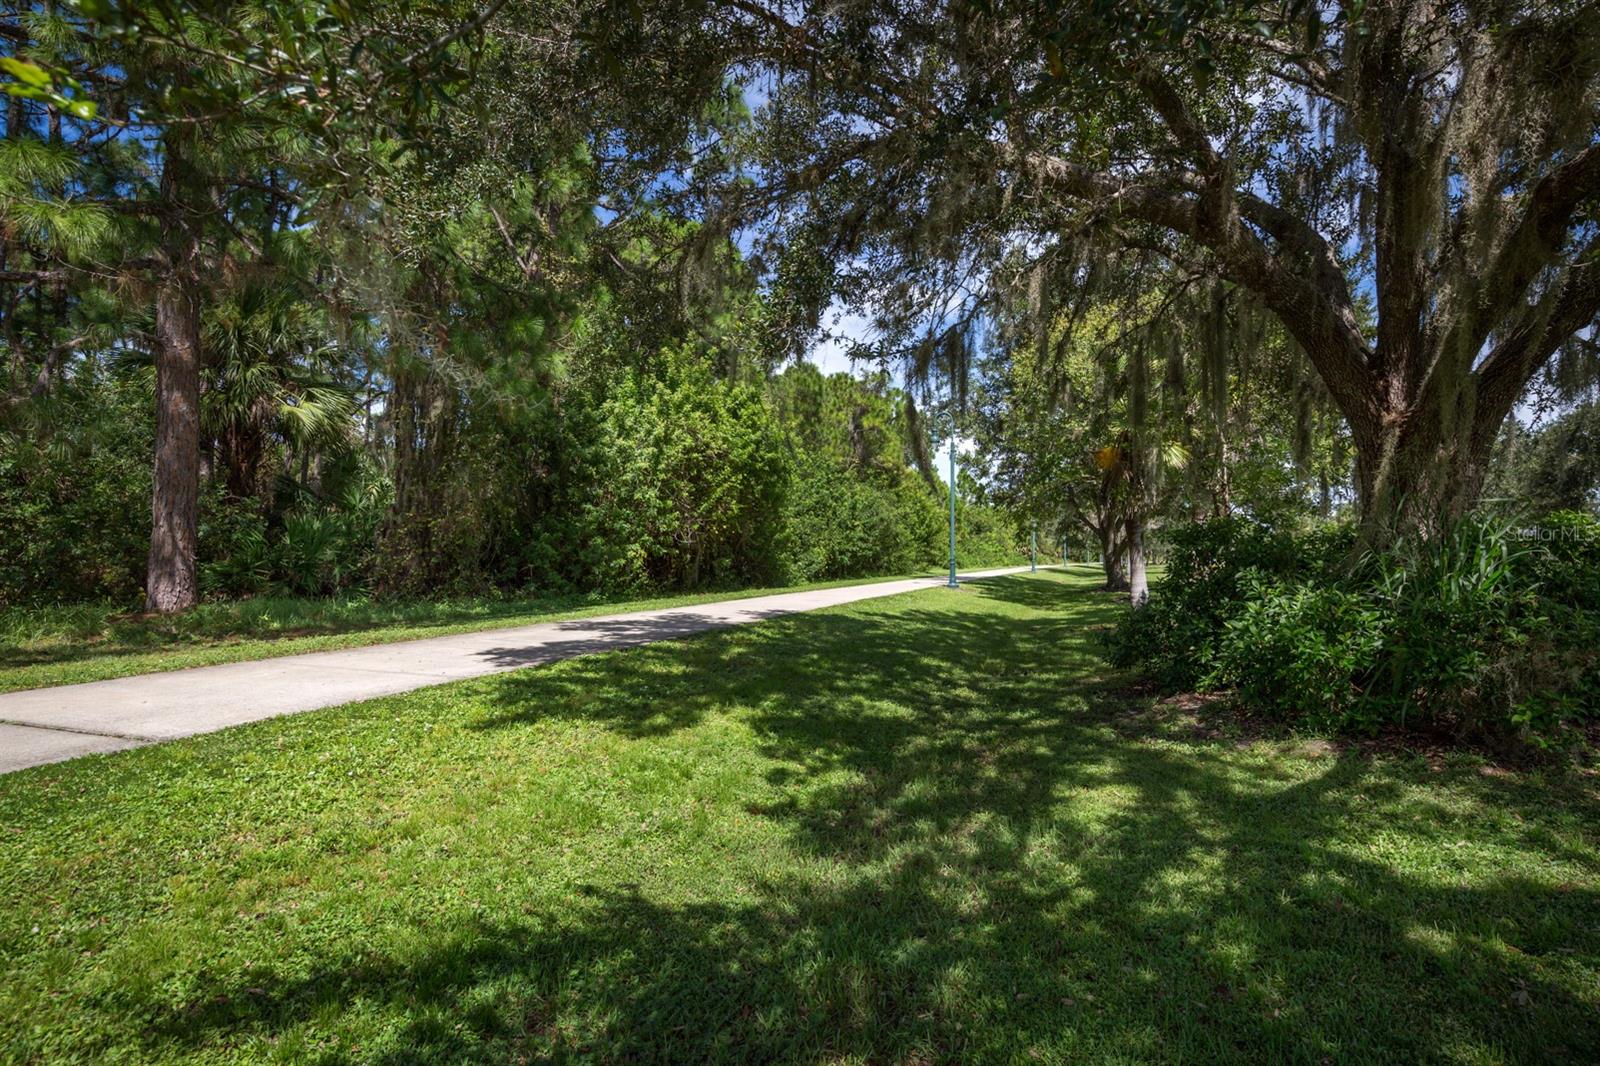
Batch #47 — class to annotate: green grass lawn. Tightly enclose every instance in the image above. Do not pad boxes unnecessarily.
[2,568,1596,1063]
[0,568,1004,694]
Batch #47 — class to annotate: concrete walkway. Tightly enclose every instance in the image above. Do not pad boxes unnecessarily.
[0,567,1039,775]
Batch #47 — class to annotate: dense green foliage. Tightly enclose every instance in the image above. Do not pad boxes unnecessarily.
[0,371,152,602]
[1113,515,1600,742]
[595,346,791,589]
[1487,401,1600,516]
[1,352,1025,608]
[781,453,944,582]
[4,571,1597,1062]
[1109,518,1352,691]
[0,0,1027,612]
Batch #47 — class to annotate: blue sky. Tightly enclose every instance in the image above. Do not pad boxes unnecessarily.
[806,302,870,376]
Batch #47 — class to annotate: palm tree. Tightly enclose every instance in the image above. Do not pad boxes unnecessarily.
[201,283,355,501]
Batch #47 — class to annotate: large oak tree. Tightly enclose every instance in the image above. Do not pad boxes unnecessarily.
[727,0,1600,539]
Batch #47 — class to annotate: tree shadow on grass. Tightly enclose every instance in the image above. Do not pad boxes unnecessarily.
[962,572,1097,611]
[95,764,1600,1062]
[75,587,1600,1062]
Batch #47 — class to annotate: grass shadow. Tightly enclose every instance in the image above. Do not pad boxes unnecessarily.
[18,573,1600,1062]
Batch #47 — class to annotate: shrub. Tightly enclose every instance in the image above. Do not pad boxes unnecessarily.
[201,463,388,600]
[781,457,914,581]
[1508,511,1600,738]
[1108,516,1330,689]
[0,374,152,607]
[198,489,272,598]
[1112,512,1600,744]
[596,346,792,590]
[952,499,1030,569]
[1361,517,1541,732]
[1522,510,1600,612]
[1207,571,1387,729]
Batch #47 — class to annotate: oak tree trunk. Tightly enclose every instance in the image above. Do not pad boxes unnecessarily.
[1213,437,1232,518]
[1351,380,1501,542]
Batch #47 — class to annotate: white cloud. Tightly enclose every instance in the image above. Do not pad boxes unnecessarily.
[806,301,875,376]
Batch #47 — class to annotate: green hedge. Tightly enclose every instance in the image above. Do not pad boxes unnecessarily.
[1110,513,1600,743]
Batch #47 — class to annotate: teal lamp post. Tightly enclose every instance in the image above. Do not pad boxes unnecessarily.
[1031,527,1037,572]
[946,435,959,588]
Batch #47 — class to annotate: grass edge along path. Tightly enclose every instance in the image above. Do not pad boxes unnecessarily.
[2,569,1597,1063]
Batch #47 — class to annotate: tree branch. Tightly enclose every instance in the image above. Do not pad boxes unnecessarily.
[1475,242,1600,437]
[397,0,513,69]
[1002,142,1380,436]
[1453,144,1600,362]
[1209,27,1345,104]
[0,268,68,285]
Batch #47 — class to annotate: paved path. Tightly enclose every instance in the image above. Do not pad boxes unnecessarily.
[0,567,1040,775]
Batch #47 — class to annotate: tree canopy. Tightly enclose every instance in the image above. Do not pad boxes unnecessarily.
[2,0,1597,617]
[721,0,1600,539]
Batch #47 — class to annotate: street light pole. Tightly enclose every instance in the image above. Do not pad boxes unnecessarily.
[1031,527,1037,572]
[946,435,959,588]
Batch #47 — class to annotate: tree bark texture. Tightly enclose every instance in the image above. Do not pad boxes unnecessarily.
[145,133,204,614]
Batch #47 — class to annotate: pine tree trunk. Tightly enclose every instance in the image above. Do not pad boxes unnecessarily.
[146,270,201,612]
[145,134,203,614]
